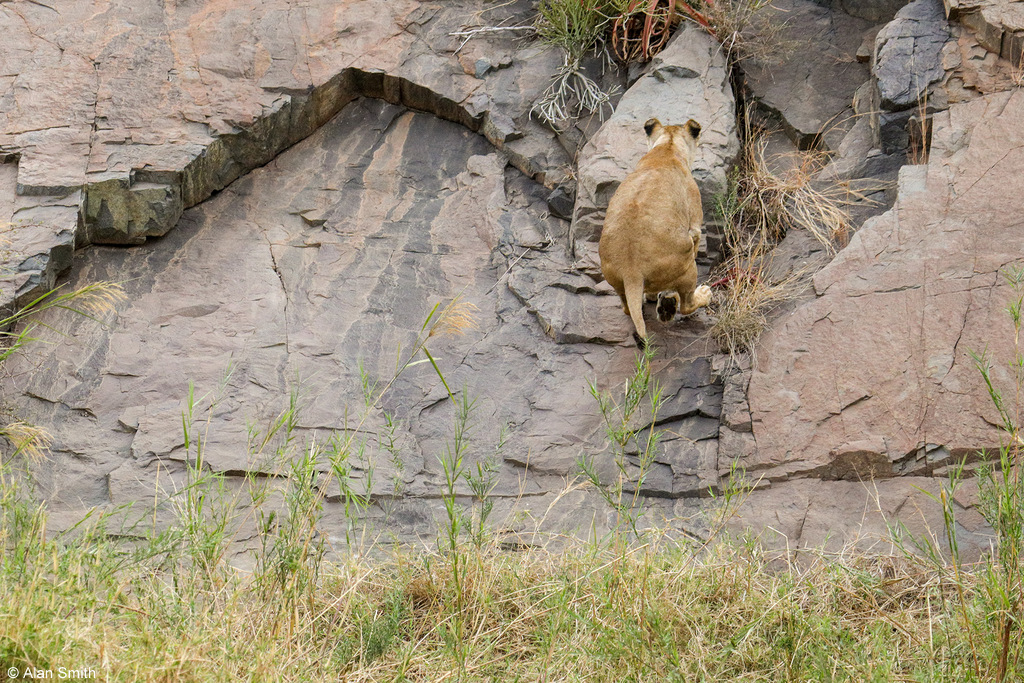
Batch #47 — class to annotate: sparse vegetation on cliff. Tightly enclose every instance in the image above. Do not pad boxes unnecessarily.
[707,118,872,356]
[530,0,782,127]
[0,280,126,460]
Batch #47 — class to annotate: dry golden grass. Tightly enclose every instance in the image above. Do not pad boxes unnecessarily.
[708,121,881,356]
[0,421,52,462]
[703,0,799,65]
[709,234,806,357]
[427,298,480,339]
[0,495,1000,683]
[730,127,868,254]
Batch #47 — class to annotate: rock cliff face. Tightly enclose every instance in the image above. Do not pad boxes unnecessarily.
[0,0,741,544]
[746,89,1024,481]
[720,0,1024,554]
[1,0,1023,552]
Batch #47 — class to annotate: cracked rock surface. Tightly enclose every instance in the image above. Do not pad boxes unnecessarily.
[744,88,1024,484]
[3,98,721,544]
[742,0,876,152]
[0,0,602,306]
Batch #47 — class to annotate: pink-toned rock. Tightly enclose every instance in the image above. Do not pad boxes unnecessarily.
[742,89,1024,482]
[728,477,992,561]
[945,0,1024,65]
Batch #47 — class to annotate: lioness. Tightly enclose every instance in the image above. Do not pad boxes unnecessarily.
[599,117,712,348]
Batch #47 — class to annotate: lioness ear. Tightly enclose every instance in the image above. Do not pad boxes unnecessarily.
[684,119,702,140]
[643,118,662,138]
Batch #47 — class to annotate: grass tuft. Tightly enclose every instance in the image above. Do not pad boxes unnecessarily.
[707,120,880,356]
[703,0,797,65]
[0,422,52,462]
[426,298,479,339]
[709,231,805,357]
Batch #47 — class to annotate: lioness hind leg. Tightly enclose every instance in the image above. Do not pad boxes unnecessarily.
[656,291,680,321]
[606,277,631,315]
[677,284,712,316]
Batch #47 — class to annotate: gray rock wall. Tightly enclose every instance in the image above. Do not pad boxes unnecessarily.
[3,0,1024,555]
[0,0,592,308]
[4,97,723,546]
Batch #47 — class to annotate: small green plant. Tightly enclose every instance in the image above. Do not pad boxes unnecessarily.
[0,281,127,363]
[968,263,1024,682]
[579,342,665,538]
[467,424,504,548]
[177,375,238,580]
[532,0,619,127]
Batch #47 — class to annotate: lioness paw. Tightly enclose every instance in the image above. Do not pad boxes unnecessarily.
[694,284,712,308]
[656,291,680,322]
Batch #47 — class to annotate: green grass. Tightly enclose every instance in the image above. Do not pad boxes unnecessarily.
[0,353,1018,682]
[0,486,1010,682]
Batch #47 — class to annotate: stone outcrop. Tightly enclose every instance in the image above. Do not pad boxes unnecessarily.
[870,0,954,151]
[0,0,615,307]
[710,0,1024,556]
[726,475,992,560]
[945,0,1024,65]
[864,0,1023,155]
[739,88,1024,483]
[4,95,725,545]
[742,0,875,152]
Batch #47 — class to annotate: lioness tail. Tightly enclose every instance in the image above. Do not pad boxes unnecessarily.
[624,276,647,346]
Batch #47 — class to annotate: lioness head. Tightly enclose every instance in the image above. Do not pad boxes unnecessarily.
[643,117,701,166]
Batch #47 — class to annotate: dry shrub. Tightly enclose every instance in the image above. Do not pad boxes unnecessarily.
[0,421,52,461]
[530,0,786,127]
[701,0,797,64]
[710,224,805,357]
[609,0,791,65]
[611,0,695,64]
[709,123,876,355]
[733,127,867,252]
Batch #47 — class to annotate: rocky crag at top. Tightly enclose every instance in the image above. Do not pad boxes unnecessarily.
[1,0,559,304]
[0,0,741,309]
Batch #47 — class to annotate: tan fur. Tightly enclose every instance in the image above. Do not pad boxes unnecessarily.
[598,118,712,347]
